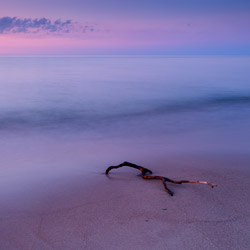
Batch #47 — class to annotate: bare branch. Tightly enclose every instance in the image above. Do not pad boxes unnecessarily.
[105,161,216,196]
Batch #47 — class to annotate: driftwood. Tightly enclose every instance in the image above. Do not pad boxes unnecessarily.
[105,161,216,196]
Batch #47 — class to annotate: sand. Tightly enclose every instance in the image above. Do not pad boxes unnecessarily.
[1,153,250,250]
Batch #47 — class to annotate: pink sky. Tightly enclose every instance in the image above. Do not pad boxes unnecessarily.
[0,1,250,55]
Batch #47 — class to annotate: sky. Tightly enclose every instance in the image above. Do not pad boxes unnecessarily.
[0,0,250,55]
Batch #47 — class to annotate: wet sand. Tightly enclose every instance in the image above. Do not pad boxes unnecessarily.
[1,153,250,250]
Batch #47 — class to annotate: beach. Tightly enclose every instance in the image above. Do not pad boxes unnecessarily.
[0,56,250,249]
[1,149,250,249]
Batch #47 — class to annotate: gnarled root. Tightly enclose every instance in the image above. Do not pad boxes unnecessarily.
[105,161,216,196]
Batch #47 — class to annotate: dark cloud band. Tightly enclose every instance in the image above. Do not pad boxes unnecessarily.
[0,17,96,34]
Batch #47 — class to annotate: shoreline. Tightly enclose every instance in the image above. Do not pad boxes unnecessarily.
[1,152,250,249]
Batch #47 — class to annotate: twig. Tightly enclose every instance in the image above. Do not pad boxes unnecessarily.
[105,161,216,196]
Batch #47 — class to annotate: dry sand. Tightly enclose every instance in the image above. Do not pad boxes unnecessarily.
[1,153,250,250]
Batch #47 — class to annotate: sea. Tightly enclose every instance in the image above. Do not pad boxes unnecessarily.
[0,56,250,200]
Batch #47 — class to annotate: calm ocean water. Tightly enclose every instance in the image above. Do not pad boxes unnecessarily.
[0,56,250,197]
[1,56,250,133]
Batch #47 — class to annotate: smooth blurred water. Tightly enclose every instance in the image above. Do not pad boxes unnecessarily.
[0,56,250,197]
[0,56,250,133]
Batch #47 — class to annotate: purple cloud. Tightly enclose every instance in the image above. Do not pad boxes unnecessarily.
[0,16,94,34]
